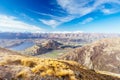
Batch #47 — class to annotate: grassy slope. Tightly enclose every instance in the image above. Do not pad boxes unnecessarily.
[0,47,120,80]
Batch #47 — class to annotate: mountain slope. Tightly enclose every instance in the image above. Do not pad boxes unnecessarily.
[0,47,120,80]
[59,38,120,75]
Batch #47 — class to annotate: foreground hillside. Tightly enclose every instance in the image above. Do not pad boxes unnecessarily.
[59,38,120,74]
[0,47,119,80]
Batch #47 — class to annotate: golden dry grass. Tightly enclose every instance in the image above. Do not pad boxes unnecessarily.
[0,47,120,80]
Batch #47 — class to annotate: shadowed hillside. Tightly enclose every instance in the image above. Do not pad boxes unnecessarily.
[59,38,120,75]
[0,47,120,80]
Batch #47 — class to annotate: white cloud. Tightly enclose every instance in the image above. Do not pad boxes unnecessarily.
[81,17,94,24]
[57,0,120,15]
[57,0,94,15]
[101,9,115,14]
[30,0,120,28]
[39,14,75,28]
[100,2,120,14]
[40,19,61,28]
[0,14,44,33]
[56,0,120,24]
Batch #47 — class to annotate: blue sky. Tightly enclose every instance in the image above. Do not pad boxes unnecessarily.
[0,0,120,33]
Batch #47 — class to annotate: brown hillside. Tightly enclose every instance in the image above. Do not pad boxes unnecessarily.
[59,38,120,74]
[0,47,120,80]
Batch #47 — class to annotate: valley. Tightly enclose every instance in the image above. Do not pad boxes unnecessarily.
[1,0,120,79]
[0,32,120,79]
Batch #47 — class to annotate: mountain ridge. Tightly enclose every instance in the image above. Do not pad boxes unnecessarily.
[59,38,120,75]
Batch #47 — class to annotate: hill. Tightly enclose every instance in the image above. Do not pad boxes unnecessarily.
[21,40,63,55]
[0,47,120,80]
[59,38,120,74]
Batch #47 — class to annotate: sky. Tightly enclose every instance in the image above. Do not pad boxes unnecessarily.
[0,0,120,33]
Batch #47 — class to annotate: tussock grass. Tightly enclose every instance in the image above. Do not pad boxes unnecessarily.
[0,49,120,80]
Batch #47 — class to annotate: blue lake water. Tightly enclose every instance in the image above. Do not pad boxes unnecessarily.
[9,42,34,51]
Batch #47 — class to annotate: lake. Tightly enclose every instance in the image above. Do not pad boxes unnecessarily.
[9,41,34,51]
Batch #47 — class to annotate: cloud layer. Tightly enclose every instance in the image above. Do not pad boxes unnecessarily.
[0,15,43,33]
[40,19,60,28]
[40,0,120,28]
[81,17,94,24]
[57,0,120,15]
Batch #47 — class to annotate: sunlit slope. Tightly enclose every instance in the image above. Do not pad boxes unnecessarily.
[59,38,120,74]
[0,47,120,80]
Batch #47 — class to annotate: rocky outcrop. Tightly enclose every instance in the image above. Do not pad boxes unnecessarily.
[59,38,120,74]
[42,40,62,50]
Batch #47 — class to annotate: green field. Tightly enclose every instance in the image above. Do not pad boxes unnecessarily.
[37,49,68,58]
